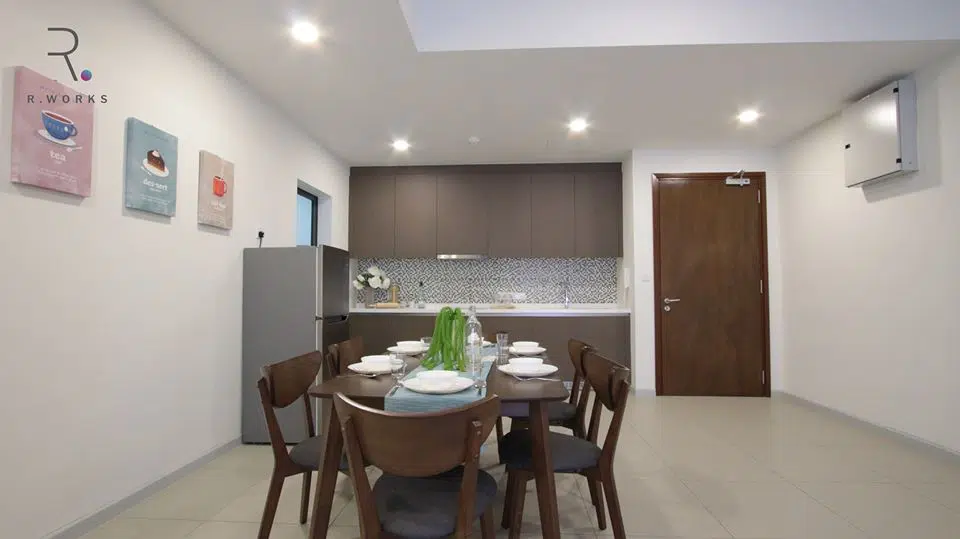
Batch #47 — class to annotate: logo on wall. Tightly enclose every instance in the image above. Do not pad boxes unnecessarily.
[47,27,92,81]
[34,27,107,105]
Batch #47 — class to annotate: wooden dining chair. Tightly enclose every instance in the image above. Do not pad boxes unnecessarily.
[257,351,352,539]
[496,339,594,442]
[498,350,631,539]
[326,336,365,377]
[334,393,501,539]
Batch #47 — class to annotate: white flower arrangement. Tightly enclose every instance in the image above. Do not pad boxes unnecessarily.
[353,265,391,291]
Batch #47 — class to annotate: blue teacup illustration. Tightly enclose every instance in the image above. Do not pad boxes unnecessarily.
[41,110,78,141]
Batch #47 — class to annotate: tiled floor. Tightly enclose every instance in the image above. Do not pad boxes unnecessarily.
[82,395,960,538]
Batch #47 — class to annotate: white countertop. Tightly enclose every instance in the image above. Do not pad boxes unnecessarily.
[349,303,630,317]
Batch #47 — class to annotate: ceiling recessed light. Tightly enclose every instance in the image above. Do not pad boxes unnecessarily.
[290,20,320,44]
[568,117,589,133]
[391,139,410,152]
[738,109,761,124]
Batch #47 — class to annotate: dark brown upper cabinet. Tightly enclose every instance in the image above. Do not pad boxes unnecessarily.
[486,174,532,257]
[394,174,438,258]
[349,175,395,258]
[436,173,488,256]
[575,171,623,257]
[531,173,576,257]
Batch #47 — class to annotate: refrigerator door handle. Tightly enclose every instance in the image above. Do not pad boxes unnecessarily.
[317,314,349,324]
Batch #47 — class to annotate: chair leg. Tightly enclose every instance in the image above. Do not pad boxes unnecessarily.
[495,417,504,444]
[480,510,495,539]
[258,469,285,539]
[508,474,527,539]
[501,471,516,529]
[601,467,626,539]
[586,475,606,530]
[299,470,312,524]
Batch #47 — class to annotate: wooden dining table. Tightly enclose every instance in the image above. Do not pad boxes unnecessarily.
[306,361,569,539]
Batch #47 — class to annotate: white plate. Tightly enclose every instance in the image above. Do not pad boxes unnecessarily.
[498,364,559,377]
[37,129,77,147]
[347,361,400,375]
[401,376,475,395]
[387,345,427,355]
[509,346,546,356]
[142,158,170,178]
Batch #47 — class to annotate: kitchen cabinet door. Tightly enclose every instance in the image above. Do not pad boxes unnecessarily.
[349,175,395,258]
[575,171,623,257]
[394,174,438,257]
[437,173,489,256]
[531,173,576,257]
[487,174,532,257]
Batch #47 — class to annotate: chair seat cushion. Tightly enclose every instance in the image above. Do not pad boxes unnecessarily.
[373,467,498,539]
[288,436,350,471]
[501,401,577,422]
[499,430,601,472]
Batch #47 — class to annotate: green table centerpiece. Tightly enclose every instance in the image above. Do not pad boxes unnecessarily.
[421,306,467,371]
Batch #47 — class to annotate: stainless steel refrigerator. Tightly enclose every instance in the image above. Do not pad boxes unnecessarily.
[241,245,351,444]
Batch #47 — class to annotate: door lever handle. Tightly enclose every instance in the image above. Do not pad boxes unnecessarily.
[663,298,681,304]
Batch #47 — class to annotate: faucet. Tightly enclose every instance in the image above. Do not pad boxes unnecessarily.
[561,279,570,309]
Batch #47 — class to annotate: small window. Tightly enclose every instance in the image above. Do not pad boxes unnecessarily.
[297,188,319,246]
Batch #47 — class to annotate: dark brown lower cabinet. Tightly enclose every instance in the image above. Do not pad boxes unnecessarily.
[349,314,631,381]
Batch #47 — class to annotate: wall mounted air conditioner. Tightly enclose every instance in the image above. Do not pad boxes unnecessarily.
[842,78,919,187]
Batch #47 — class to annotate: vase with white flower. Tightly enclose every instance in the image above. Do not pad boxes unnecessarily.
[353,265,391,307]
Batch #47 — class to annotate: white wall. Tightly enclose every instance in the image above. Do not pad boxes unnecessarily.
[0,2,348,537]
[778,52,960,452]
[624,150,785,392]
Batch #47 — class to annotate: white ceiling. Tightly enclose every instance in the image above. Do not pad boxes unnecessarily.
[144,0,960,166]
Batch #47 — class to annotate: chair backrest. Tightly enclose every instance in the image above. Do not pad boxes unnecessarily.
[582,350,631,463]
[334,394,500,538]
[257,351,323,464]
[566,338,593,405]
[329,336,364,376]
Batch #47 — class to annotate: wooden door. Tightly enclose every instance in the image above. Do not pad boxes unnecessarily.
[487,174,532,257]
[349,175,395,258]
[653,172,770,397]
[574,171,623,257]
[531,173,576,257]
[437,173,488,255]
[394,174,437,257]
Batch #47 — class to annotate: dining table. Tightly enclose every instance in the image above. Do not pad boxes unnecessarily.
[306,357,569,539]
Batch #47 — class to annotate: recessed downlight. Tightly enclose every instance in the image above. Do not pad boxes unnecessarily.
[290,20,320,44]
[391,139,411,152]
[738,109,761,124]
[568,117,589,133]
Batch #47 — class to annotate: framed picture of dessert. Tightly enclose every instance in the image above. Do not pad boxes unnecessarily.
[10,66,94,197]
[197,150,234,230]
[123,117,178,216]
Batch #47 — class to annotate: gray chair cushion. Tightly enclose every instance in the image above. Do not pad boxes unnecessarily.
[288,436,350,471]
[373,467,498,539]
[500,401,577,422]
[499,430,601,472]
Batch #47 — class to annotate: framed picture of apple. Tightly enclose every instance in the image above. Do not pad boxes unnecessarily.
[123,117,178,216]
[197,150,234,230]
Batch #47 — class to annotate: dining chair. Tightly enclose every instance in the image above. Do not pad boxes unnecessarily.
[256,351,352,539]
[496,339,593,441]
[498,350,630,539]
[334,393,501,539]
[326,336,365,376]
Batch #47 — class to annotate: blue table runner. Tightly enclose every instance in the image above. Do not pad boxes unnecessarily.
[385,359,494,413]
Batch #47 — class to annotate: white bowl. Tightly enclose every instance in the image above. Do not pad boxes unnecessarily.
[397,341,423,348]
[360,355,391,365]
[509,357,544,368]
[512,341,539,349]
[418,370,458,382]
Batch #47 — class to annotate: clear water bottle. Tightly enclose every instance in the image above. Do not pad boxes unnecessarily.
[465,306,484,386]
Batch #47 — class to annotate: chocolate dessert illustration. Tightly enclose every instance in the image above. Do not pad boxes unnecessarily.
[146,150,166,173]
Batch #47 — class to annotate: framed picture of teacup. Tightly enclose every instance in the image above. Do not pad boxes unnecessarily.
[123,118,178,216]
[197,150,234,230]
[10,66,94,196]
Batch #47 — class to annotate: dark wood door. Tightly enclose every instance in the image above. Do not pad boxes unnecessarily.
[394,174,437,257]
[575,171,622,257]
[531,173,576,257]
[487,174,532,257]
[349,175,395,258]
[654,172,769,397]
[437,173,488,255]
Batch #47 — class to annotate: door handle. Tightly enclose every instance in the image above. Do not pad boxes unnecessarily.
[663,298,681,304]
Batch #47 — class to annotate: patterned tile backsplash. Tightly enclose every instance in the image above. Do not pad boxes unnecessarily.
[354,258,620,305]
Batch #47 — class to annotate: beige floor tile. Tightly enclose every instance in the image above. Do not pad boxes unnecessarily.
[212,473,331,525]
[120,467,264,520]
[750,444,892,482]
[80,518,202,539]
[904,481,960,511]
[185,521,311,538]
[797,482,960,539]
[595,500,731,537]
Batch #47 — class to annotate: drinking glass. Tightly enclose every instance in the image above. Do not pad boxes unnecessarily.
[420,336,432,347]
[495,331,510,365]
[391,352,407,382]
